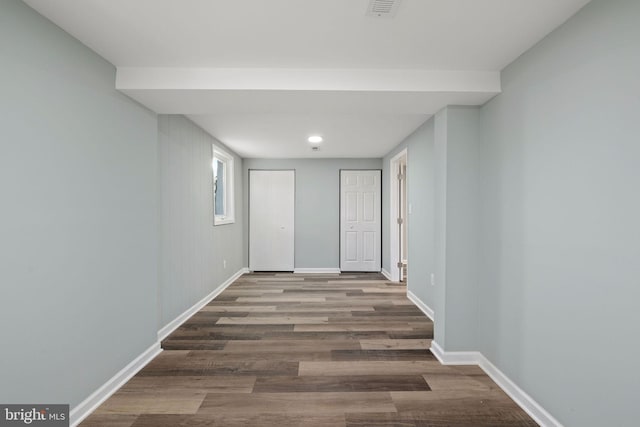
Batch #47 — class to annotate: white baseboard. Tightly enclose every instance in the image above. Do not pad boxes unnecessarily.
[70,342,162,426]
[293,268,341,274]
[429,340,445,362]
[71,268,250,425]
[158,267,248,341]
[477,354,563,427]
[380,268,392,280]
[406,290,434,321]
[429,341,562,427]
[429,340,480,365]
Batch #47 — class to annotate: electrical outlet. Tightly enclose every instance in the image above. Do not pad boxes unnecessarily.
[223,260,227,269]
[430,273,435,286]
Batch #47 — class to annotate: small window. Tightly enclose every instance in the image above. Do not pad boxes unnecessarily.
[212,145,235,225]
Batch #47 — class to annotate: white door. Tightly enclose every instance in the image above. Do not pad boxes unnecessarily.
[340,170,381,272]
[249,170,295,271]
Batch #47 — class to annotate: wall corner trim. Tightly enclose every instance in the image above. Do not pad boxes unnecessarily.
[158,267,249,342]
[70,342,162,426]
[429,341,563,427]
[293,268,341,274]
[380,268,392,281]
[406,290,434,321]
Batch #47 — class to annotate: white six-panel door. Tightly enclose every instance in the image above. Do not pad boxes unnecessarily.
[340,170,381,272]
[249,170,295,271]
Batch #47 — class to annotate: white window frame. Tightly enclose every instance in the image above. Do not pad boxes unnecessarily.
[212,145,235,225]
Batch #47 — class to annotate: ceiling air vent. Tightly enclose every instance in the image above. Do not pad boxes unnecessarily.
[366,0,402,18]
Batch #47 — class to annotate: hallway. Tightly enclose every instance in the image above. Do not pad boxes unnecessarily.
[81,273,536,426]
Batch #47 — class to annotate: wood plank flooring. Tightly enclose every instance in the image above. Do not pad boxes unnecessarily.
[81,273,537,426]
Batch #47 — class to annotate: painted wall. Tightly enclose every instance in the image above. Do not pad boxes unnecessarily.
[442,106,480,351]
[432,109,448,345]
[382,119,436,306]
[158,115,244,328]
[243,158,382,269]
[478,0,640,425]
[432,107,481,350]
[0,0,158,407]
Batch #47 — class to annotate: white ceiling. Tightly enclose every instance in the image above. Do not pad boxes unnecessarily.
[24,0,591,158]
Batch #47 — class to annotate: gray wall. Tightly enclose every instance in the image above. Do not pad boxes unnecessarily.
[382,119,436,306]
[243,158,382,269]
[479,0,640,425]
[158,116,244,328]
[442,107,480,351]
[433,109,448,345]
[0,0,159,407]
[432,106,481,350]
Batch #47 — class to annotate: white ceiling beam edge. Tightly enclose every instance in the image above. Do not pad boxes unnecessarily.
[116,68,501,93]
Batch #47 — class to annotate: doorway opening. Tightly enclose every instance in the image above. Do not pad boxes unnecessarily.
[389,149,408,282]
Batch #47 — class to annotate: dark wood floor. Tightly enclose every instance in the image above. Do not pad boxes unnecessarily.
[81,273,537,426]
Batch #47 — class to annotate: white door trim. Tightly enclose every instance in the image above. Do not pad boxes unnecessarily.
[389,149,408,282]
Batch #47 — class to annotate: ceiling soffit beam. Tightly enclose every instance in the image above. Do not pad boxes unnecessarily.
[116,68,501,93]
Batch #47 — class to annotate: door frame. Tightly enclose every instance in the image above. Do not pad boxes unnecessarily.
[248,169,296,271]
[389,149,408,282]
[339,169,383,272]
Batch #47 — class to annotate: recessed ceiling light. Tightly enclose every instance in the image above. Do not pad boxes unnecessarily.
[308,135,323,144]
